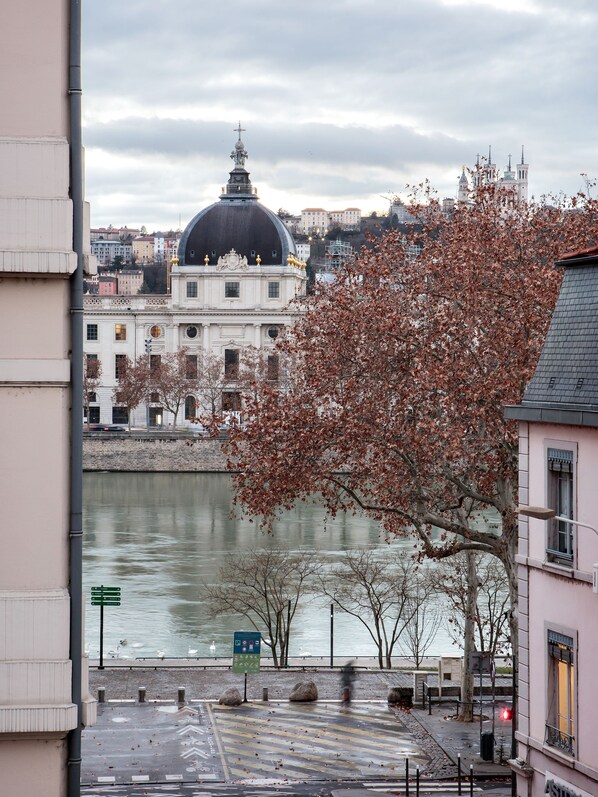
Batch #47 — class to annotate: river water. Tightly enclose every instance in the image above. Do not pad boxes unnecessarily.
[83,472,456,661]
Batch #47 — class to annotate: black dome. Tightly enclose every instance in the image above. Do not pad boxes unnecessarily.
[180,200,295,267]
[178,129,296,267]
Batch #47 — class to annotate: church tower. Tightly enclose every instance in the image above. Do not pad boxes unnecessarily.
[516,145,529,202]
[457,167,470,204]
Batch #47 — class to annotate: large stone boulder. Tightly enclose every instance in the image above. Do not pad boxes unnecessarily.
[388,686,413,708]
[289,680,318,702]
[219,688,243,706]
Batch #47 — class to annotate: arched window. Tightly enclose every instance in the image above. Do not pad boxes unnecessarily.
[185,395,196,420]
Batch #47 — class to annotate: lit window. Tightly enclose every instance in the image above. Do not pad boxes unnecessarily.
[546,631,575,756]
[186,281,198,298]
[546,447,574,565]
[268,281,280,299]
[86,324,98,341]
[225,281,240,298]
[115,323,127,341]
[150,325,162,338]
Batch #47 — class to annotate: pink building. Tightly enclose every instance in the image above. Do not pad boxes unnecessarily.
[1,1,96,795]
[98,275,118,295]
[506,245,598,797]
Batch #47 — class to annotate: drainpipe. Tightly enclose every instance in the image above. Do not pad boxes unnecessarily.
[68,0,83,795]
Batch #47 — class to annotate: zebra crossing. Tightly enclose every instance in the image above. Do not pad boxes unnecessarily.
[208,700,429,781]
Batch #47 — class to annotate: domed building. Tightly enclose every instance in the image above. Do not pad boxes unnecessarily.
[83,129,306,428]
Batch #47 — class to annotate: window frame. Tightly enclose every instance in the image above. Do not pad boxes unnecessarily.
[186,354,198,380]
[545,628,576,757]
[115,323,127,341]
[86,353,99,379]
[268,281,280,299]
[545,442,577,567]
[112,406,129,425]
[186,281,198,298]
[224,349,240,380]
[86,323,98,341]
[225,281,240,299]
[114,353,127,380]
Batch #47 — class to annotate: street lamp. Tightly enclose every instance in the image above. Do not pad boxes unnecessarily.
[517,505,598,537]
[518,505,598,593]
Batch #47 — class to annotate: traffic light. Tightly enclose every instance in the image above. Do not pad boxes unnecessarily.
[500,706,513,721]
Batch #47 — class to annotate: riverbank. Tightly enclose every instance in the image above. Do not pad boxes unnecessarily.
[84,431,229,471]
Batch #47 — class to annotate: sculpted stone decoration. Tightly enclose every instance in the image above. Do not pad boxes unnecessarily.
[217,248,249,271]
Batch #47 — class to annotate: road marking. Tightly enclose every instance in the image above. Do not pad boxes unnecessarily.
[177,725,206,736]
[207,702,231,781]
[165,773,184,781]
[96,776,115,783]
[181,747,211,759]
[131,775,150,782]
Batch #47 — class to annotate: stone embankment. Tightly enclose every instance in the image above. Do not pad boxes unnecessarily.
[83,432,230,472]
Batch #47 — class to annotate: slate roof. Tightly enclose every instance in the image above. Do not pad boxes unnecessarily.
[505,246,598,426]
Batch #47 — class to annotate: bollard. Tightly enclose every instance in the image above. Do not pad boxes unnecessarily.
[457,753,462,795]
[178,687,185,704]
[98,687,105,704]
[469,765,474,797]
[138,687,146,703]
[262,687,268,702]
[416,766,420,797]
[405,756,410,797]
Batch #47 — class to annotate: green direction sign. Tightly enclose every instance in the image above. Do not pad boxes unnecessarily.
[91,586,121,607]
[232,630,261,673]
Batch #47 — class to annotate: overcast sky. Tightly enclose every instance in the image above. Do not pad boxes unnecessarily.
[83,0,598,230]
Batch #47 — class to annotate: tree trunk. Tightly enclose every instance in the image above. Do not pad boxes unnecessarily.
[458,551,478,722]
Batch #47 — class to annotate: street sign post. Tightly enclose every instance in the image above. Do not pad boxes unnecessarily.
[91,586,121,669]
[232,631,261,702]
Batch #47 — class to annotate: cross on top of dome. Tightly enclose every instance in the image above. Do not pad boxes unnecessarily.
[231,121,248,169]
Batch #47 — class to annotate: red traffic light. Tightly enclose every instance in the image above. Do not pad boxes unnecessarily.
[500,706,513,721]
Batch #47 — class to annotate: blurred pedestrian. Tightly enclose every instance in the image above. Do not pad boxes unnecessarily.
[340,660,356,703]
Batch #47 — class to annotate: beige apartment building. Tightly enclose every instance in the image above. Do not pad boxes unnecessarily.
[0,1,95,795]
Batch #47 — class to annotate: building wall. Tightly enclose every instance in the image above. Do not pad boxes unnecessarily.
[515,421,598,797]
[0,1,95,793]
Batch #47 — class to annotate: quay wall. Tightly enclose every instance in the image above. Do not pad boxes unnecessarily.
[83,433,230,472]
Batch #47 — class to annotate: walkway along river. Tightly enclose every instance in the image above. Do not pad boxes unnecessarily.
[83,471,458,662]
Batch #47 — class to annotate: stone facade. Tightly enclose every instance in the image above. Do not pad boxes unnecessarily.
[84,434,230,472]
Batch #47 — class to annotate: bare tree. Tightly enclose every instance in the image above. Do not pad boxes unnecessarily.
[202,548,321,668]
[196,351,227,428]
[151,348,195,430]
[397,566,443,669]
[113,355,149,431]
[430,551,511,721]
[319,548,423,669]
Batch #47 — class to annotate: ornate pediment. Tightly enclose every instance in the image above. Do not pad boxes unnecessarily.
[216,248,249,271]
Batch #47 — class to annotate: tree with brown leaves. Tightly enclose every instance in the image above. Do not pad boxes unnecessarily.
[227,186,598,655]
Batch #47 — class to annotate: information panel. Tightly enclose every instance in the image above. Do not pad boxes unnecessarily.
[232,630,261,673]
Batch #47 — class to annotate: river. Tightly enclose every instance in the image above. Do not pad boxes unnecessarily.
[83,472,457,661]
